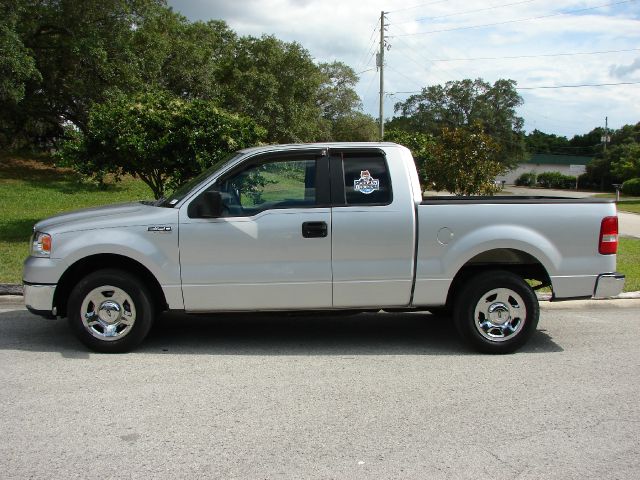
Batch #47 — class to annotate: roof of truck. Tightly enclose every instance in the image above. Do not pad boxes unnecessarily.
[238,142,402,154]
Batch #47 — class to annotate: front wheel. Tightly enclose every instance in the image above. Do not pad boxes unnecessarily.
[453,270,539,354]
[68,269,155,353]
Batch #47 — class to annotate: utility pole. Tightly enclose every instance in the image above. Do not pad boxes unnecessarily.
[377,11,386,141]
[603,116,609,152]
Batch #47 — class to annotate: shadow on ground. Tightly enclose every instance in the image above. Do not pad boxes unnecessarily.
[0,309,563,357]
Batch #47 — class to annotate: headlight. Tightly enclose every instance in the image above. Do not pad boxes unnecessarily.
[31,231,52,257]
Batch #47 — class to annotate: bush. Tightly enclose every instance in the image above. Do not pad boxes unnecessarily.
[622,178,640,196]
[536,171,576,189]
[58,91,266,199]
[515,172,537,186]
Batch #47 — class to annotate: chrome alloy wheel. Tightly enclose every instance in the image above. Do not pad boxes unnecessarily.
[473,288,527,342]
[80,285,137,341]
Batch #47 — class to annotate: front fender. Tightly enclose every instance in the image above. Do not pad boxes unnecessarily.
[53,226,180,287]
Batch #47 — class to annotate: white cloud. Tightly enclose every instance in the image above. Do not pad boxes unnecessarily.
[168,0,640,137]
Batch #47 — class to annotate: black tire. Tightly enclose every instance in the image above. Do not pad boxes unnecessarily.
[453,270,539,354]
[67,269,155,353]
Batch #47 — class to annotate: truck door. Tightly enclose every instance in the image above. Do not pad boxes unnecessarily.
[179,150,332,311]
[330,149,416,308]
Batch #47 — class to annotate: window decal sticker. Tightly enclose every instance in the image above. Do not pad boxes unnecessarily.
[353,170,380,194]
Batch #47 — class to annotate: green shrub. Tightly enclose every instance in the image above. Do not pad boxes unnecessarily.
[515,172,537,186]
[58,90,266,199]
[536,171,576,189]
[622,178,640,196]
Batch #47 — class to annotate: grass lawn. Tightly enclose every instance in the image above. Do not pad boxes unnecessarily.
[2,155,639,293]
[618,238,640,292]
[593,194,640,214]
[617,201,640,214]
[0,155,152,283]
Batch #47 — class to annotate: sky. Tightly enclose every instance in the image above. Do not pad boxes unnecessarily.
[167,0,640,138]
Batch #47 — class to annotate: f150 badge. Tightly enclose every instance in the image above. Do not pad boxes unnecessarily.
[148,226,172,232]
[354,170,380,194]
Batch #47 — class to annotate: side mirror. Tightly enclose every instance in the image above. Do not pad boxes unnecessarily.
[188,191,223,218]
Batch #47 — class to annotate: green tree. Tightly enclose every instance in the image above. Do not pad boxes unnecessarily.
[131,10,236,100]
[384,129,434,184]
[0,2,40,105]
[425,123,505,195]
[611,143,640,181]
[317,61,361,122]
[316,61,377,141]
[574,123,639,189]
[215,35,328,143]
[2,0,168,146]
[524,129,570,154]
[390,78,525,168]
[59,91,265,199]
[332,112,378,142]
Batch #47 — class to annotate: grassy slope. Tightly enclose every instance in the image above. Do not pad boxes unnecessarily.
[1,155,639,292]
[0,155,152,282]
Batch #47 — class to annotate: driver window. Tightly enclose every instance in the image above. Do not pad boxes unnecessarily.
[216,158,317,216]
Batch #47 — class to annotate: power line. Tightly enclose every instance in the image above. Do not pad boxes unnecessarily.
[415,47,640,62]
[392,0,638,37]
[355,22,380,71]
[389,22,470,81]
[355,67,377,75]
[391,0,539,25]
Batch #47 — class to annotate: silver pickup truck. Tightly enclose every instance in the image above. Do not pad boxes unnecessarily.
[24,142,625,353]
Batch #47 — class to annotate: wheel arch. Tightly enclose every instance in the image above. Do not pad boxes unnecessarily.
[445,248,551,308]
[54,254,167,317]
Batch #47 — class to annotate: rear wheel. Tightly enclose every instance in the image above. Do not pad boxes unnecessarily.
[68,269,155,353]
[453,270,539,354]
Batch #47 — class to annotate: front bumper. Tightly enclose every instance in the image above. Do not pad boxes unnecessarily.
[593,273,625,299]
[23,283,56,318]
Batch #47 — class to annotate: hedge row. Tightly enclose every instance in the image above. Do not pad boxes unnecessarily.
[515,171,576,189]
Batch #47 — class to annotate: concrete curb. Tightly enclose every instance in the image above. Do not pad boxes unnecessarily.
[0,284,23,295]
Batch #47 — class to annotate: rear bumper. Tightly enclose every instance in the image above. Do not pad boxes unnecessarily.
[23,283,56,318]
[593,273,625,299]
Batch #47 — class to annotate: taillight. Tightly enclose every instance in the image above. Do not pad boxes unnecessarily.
[599,216,618,255]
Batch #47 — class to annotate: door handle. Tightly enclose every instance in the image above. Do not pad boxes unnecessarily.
[302,221,328,238]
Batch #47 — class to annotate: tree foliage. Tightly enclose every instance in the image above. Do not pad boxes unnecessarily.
[0,2,40,105]
[425,123,506,195]
[386,124,504,195]
[214,35,328,143]
[611,143,640,181]
[390,78,525,168]
[332,112,378,142]
[384,129,434,183]
[524,129,570,154]
[317,62,361,122]
[59,91,265,199]
[3,1,367,149]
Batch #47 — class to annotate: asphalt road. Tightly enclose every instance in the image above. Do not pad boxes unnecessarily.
[1,301,639,480]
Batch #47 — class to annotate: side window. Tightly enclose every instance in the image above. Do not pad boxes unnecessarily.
[343,153,392,205]
[217,158,317,216]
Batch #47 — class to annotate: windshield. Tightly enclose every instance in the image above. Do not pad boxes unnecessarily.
[158,152,242,207]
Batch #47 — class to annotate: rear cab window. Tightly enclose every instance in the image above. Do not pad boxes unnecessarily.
[338,151,392,206]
